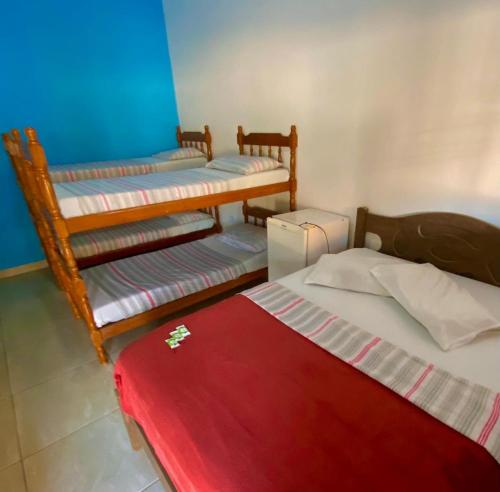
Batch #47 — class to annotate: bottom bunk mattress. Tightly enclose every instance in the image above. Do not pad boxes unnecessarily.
[82,223,268,327]
[114,283,500,492]
[70,211,215,259]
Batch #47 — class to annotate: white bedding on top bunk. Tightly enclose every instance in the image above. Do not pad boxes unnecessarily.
[55,167,290,218]
[82,225,268,327]
[276,266,500,392]
[49,156,207,183]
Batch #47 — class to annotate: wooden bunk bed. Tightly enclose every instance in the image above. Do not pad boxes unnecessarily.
[8,125,297,363]
[3,127,220,271]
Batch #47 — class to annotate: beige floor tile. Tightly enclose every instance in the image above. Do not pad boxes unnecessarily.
[142,480,165,492]
[2,305,86,355]
[7,324,97,394]
[0,270,56,308]
[0,398,20,469]
[0,339,11,400]
[15,359,118,457]
[24,410,157,492]
[107,322,161,364]
[0,462,27,492]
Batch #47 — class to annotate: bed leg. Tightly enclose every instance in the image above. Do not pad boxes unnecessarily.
[90,331,108,364]
[122,411,143,451]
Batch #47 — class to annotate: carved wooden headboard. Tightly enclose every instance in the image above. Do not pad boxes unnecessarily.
[353,207,500,287]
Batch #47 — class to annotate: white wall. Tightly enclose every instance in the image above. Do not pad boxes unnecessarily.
[163,0,500,230]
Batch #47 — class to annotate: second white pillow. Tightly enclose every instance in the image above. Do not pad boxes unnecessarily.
[304,248,409,296]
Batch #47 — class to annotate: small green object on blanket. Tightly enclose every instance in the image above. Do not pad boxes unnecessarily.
[165,338,180,349]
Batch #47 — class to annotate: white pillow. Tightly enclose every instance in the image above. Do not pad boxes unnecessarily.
[371,262,500,351]
[206,155,282,175]
[216,223,267,253]
[305,248,409,296]
[152,147,205,160]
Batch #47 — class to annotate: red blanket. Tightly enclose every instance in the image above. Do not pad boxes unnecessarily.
[115,295,500,491]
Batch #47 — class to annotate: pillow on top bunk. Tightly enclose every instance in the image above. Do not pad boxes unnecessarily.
[152,147,205,161]
[217,224,267,253]
[206,155,282,175]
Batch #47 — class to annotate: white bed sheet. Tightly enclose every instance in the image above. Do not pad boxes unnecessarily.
[56,168,289,218]
[277,266,500,392]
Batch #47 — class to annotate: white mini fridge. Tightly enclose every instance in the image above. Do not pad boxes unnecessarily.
[267,208,349,281]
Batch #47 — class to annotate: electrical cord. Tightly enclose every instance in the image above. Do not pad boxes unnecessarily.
[299,222,331,266]
[271,217,332,267]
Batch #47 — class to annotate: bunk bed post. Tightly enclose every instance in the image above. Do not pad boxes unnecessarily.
[289,125,298,212]
[213,205,222,232]
[204,125,213,161]
[25,128,108,364]
[176,126,183,148]
[4,130,65,291]
[237,126,245,155]
[242,200,249,223]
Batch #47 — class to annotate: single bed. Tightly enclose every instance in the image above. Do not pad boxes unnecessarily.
[114,207,500,492]
[48,125,212,183]
[82,223,268,328]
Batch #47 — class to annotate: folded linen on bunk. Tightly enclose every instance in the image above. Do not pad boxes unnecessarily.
[54,167,290,218]
[71,211,215,259]
[82,224,268,327]
[49,148,206,183]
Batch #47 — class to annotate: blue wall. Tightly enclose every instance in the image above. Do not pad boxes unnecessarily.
[0,0,178,269]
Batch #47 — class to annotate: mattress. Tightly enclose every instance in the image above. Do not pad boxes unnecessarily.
[49,155,207,183]
[277,266,500,392]
[70,211,215,259]
[82,224,268,327]
[55,167,290,218]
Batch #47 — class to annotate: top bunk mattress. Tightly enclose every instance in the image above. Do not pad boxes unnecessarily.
[49,154,207,183]
[55,167,290,218]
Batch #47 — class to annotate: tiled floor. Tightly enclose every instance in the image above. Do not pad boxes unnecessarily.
[0,268,244,492]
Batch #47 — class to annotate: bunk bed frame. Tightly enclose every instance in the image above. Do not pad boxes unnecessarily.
[8,125,297,363]
[176,124,213,161]
[3,126,218,272]
[36,125,297,235]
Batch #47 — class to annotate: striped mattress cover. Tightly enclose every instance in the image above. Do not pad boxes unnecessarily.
[81,224,268,327]
[70,211,215,259]
[49,154,207,183]
[55,167,289,218]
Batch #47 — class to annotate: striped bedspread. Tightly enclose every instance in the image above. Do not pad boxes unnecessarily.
[55,168,231,218]
[243,282,500,465]
[49,150,206,183]
[49,158,161,183]
[83,239,248,327]
[71,211,215,259]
